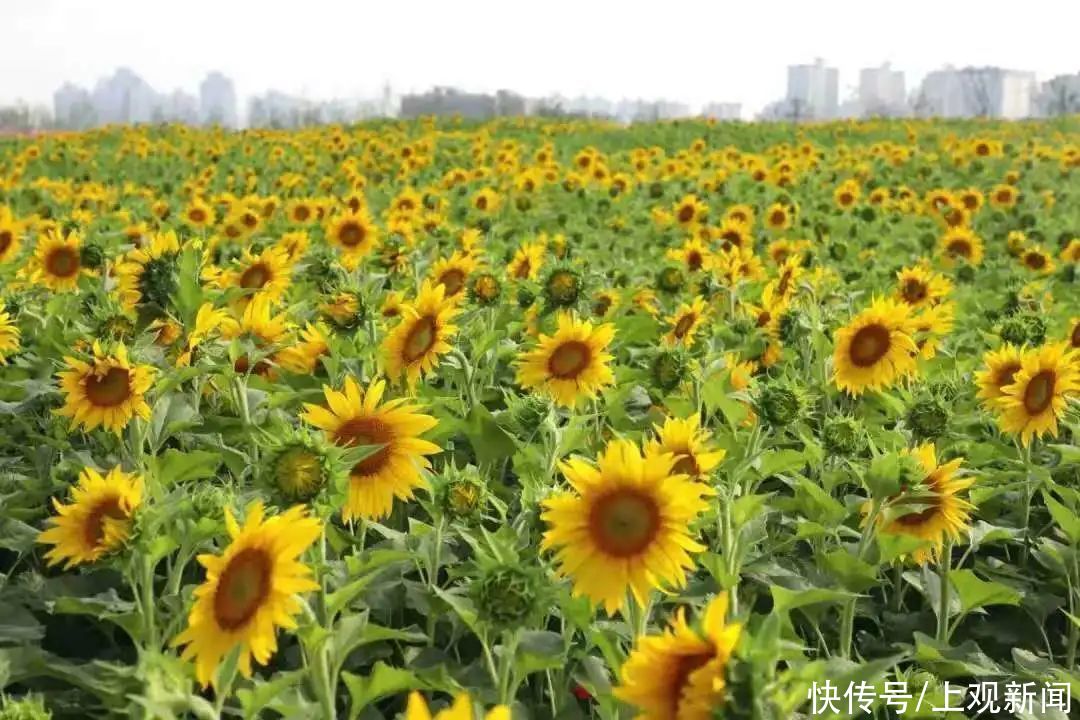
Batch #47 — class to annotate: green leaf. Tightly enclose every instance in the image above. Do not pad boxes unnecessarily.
[462,404,518,465]
[515,630,567,676]
[756,449,807,478]
[792,476,847,526]
[771,584,853,613]
[152,449,221,487]
[822,550,879,592]
[950,569,1021,618]
[342,662,423,720]
[733,493,773,527]
[0,603,44,643]
[913,632,1005,678]
[1043,491,1080,544]
[236,670,305,720]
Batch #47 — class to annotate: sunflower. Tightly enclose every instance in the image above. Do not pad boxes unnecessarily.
[430,251,478,299]
[715,219,751,252]
[325,210,379,267]
[990,183,1018,209]
[183,198,216,228]
[938,227,984,266]
[910,302,954,360]
[633,288,660,317]
[508,241,545,281]
[37,466,143,569]
[1019,246,1055,275]
[472,187,501,214]
[29,230,90,292]
[673,194,708,227]
[878,444,972,565]
[766,238,810,266]
[115,230,181,311]
[380,290,406,320]
[0,301,20,364]
[56,341,155,434]
[1069,318,1080,351]
[276,323,330,375]
[301,376,440,521]
[286,198,317,225]
[516,312,615,407]
[832,298,919,395]
[663,297,709,348]
[766,255,805,304]
[995,343,1080,446]
[172,502,321,688]
[723,204,755,227]
[406,692,509,720]
[666,237,714,273]
[541,439,714,615]
[645,415,726,479]
[1061,240,1080,264]
[218,245,294,303]
[894,265,952,308]
[276,231,310,263]
[219,296,293,376]
[615,593,741,720]
[0,210,24,263]
[975,344,1024,410]
[592,289,621,318]
[382,281,460,387]
[764,202,792,231]
[834,181,860,210]
[177,302,229,368]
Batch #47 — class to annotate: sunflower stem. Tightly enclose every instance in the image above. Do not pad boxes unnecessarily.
[936,539,953,644]
[1019,441,1035,567]
[840,500,881,657]
[140,554,157,651]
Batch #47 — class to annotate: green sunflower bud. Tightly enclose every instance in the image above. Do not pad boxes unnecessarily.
[656,266,685,294]
[96,313,136,341]
[823,416,866,456]
[543,266,583,309]
[516,286,536,309]
[756,381,805,427]
[78,243,105,270]
[505,394,552,433]
[138,257,178,309]
[473,564,541,628]
[906,397,949,440]
[651,349,690,392]
[468,272,502,307]
[828,242,847,261]
[436,465,489,520]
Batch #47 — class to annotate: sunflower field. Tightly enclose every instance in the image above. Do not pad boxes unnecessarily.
[0,116,1078,720]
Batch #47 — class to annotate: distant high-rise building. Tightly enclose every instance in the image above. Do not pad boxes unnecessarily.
[91,68,159,124]
[858,63,907,116]
[199,72,237,127]
[1036,73,1080,116]
[917,67,1035,119]
[786,59,839,119]
[54,82,95,129]
[702,102,742,120]
[160,89,199,124]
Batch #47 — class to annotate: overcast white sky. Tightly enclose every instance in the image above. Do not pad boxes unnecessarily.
[2,0,1078,116]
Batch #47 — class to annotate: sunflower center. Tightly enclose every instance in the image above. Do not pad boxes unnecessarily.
[335,417,393,476]
[45,247,81,278]
[476,196,488,210]
[840,192,854,205]
[189,208,207,224]
[213,548,272,631]
[1023,370,1056,415]
[721,231,741,250]
[593,297,612,317]
[687,251,702,271]
[1071,323,1080,349]
[677,205,695,223]
[84,367,133,407]
[672,452,700,477]
[0,230,12,254]
[339,222,365,247]
[1024,252,1046,269]
[438,268,466,296]
[294,206,311,222]
[83,496,126,547]
[240,264,270,289]
[849,325,891,367]
[996,362,1021,390]
[242,213,258,228]
[947,240,972,258]
[403,316,438,363]
[770,210,786,226]
[548,341,592,379]
[275,446,324,500]
[588,489,660,557]
[996,190,1012,203]
[674,314,696,339]
[669,652,715,715]
[902,279,928,304]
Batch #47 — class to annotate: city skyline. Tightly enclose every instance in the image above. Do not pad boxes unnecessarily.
[3,0,1079,119]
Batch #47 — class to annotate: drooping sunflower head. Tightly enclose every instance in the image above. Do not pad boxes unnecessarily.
[645,414,726,479]
[115,230,181,312]
[382,281,461,387]
[662,296,709,348]
[515,312,616,408]
[171,502,321,688]
[541,439,714,615]
[508,241,545,281]
[275,322,331,375]
[38,466,144,569]
[995,342,1080,446]
[301,375,441,521]
[615,593,742,720]
[320,290,366,330]
[832,297,919,396]
[879,443,972,565]
[55,341,156,434]
[468,272,502,307]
